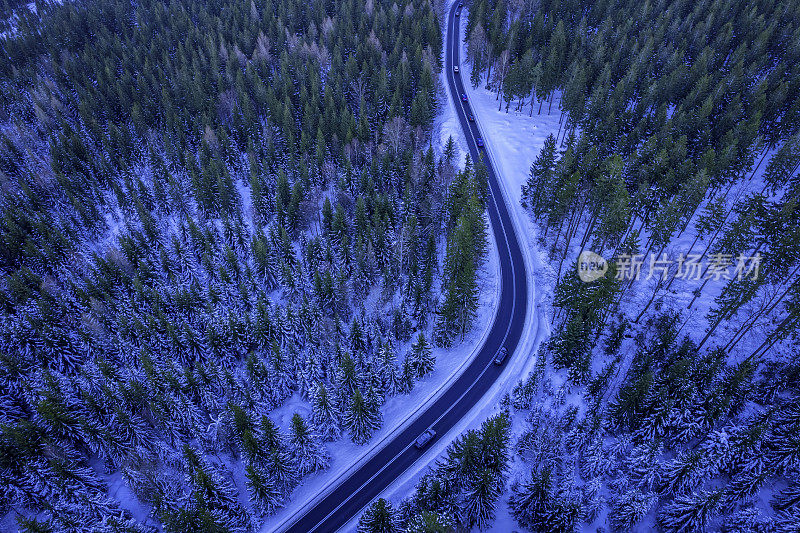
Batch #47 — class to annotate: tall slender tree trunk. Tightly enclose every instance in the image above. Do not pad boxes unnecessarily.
[662,229,703,295]
[685,217,739,307]
[675,191,707,240]
[660,178,738,293]
[550,214,568,258]
[567,194,587,247]
[688,239,764,309]
[748,143,771,181]
[697,282,761,350]
[745,310,800,363]
[579,211,599,253]
[724,268,800,352]
[612,212,638,260]
[557,199,584,280]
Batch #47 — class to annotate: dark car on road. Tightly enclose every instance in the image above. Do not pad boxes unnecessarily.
[476,137,484,147]
[461,93,468,102]
[466,111,474,122]
[414,428,436,449]
[493,347,508,365]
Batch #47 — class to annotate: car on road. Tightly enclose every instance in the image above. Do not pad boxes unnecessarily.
[466,111,474,122]
[414,428,436,449]
[454,65,459,73]
[461,93,468,102]
[476,137,484,147]
[493,347,508,365]
[455,9,460,16]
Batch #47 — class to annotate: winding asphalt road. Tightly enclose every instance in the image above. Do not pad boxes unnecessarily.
[278,3,529,531]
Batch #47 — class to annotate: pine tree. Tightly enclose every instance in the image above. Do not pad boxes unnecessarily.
[509,468,581,533]
[377,341,403,397]
[408,332,435,380]
[311,382,342,442]
[626,442,664,491]
[437,195,487,345]
[771,480,800,513]
[289,413,330,475]
[658,451,708,497]
[658,490,722,533]
[357,498,401,533]
[405,510,456,533]
[609,489,656,532]
[246,465,282,517]
[177,445,251,532]
[345,388,382,445]
[522,134,557,213]
[400,355,416,394]
[460,468,502,529]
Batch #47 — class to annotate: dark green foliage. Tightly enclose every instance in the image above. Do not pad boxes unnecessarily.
[509,468,582,533]
[435,160,489,346]
[398,413,511,530]
[466,0,800,531]
[357,498,401,533]
[0,0,505,530]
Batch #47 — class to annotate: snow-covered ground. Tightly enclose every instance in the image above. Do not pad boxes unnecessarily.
[268,4,783,529]
[1,1,39,40]
[454,8,560,347]
[336,5,558,530]
[262,167,504,531]
[443,9,788,532]
[337,5,795,533]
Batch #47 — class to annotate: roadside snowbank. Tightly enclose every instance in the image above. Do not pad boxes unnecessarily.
[338,4,556,530]
[263,146,503,532]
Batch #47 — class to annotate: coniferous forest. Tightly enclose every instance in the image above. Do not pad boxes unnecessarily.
[365,0,799,531]
[0,0,497,530]
[3,0,800,532]
[359,0,800,531]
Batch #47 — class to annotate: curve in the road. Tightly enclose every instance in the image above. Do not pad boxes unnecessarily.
[277,4,529,531]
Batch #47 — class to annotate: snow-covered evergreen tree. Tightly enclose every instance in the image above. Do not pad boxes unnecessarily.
[459,468,502,530]
[345,388,382,445]
[405,509,455,533]
[377,341,403,397]
[357,498,401,533]
[246,464,282,517]
[407,332,435,380]
[657,490,722,533]
[311,382,342,442]
[609,489,656,532]
[288,413,330,475]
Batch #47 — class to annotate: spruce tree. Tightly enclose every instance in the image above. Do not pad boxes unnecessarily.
[357,498,401,533]
[311,382,342,442]
[408,332,435,380]
[345,389,382,445]
[289,413,330,476]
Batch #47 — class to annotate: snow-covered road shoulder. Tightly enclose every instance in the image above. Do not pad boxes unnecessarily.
[338,4,556,530]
